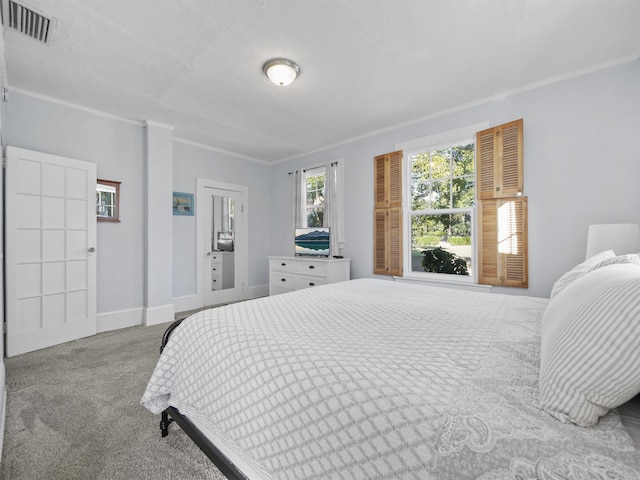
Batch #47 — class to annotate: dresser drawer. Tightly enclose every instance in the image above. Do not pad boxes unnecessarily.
[270,258,297,273]
[211,274,223,291]
[295,259,328,277]
[296,276,327,289]
[270,272,297,291]
[210,253,226,265]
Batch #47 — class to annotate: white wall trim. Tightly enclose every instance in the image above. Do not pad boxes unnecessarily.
[144,119,174,131]
[394,275,492,293]
[272,54,639,165]
[245,284,269,300]
[394,122,490,153]
[173,294,202,314]
[143,304,175,326]
[0,364,6,460]
[174,137,268,165]
[97,307,144,332]
[7,87,144,126]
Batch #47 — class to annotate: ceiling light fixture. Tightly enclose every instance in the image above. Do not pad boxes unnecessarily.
[263,58,300,87]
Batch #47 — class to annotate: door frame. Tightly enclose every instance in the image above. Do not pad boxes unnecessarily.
[196,178,248,307]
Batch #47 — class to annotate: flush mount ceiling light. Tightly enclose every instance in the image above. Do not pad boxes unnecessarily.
[263,58,300,87]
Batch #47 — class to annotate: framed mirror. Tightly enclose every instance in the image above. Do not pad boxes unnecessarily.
[96,179,121,222]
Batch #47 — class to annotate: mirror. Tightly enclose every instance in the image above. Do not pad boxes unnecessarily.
[96,179,121,222]
[211,195,235,290]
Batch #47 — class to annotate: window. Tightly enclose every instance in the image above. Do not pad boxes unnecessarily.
[303,167,326,228]
[96,179,121,222]
[408,142,475,276]
[293,161,344,257]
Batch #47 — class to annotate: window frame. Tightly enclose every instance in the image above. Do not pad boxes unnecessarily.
[302,166,326,228]
[295,159,345,254]
[396,123,489,286]
[96,179,121,223]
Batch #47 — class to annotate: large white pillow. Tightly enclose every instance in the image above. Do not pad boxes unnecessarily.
[549,251,640,299]
[539,263,640,426]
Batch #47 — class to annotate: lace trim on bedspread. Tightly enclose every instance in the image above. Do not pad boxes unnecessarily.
[477,452,640,480]
[435,303,640,478]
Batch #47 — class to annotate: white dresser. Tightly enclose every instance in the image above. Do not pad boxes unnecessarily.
[269,256,350,296]
[211,251,234,291]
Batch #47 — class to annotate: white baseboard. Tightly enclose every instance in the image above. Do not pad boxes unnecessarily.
[97,307,144,333]
[173,285,268,314]
[143,304,175,326]
[245,284,268,300]
[97,287,268,332]
[172,294,202,313]
[0,363,6,460]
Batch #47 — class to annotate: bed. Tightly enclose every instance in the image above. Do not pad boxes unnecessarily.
[142,271,640,479]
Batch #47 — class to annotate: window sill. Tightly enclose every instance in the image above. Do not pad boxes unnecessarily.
[393,274,492,293]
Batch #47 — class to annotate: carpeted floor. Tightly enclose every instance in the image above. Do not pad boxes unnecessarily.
[1,321,228,480]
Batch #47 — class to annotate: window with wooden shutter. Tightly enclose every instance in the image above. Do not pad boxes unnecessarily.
[373,151,403,276]
[478,197,528,287]
[476,119,528,288]
[477,119,523,199]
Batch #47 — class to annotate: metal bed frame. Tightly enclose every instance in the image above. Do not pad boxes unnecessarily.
[158,319,248,480]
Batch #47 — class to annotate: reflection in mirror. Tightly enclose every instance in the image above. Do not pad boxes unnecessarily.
[211,195,235,290]
[96,179,121,222]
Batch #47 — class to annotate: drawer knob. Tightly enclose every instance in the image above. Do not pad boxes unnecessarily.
[309,282,315,286]
[308,265,315,269]
[281,263,286,266]
[281,278,286,282]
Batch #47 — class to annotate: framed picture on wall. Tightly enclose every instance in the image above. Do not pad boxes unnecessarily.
[173,192,194,216]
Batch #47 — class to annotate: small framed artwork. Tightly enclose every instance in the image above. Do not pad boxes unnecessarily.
[173,192,194,216]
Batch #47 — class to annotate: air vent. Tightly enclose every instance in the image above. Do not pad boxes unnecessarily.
[2,0,56,45]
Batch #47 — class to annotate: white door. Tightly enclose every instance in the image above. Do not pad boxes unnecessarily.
[197,180,248,307]
[5,147,97,357]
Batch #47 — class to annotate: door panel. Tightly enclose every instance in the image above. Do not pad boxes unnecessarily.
[6,147,97,356]
[204,188,244,306]
[196,179,248,308]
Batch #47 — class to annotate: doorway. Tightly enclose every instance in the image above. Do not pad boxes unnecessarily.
[196,179,248,307]
[5,147,97,356]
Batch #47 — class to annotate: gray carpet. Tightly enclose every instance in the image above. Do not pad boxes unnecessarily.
[1,321,228,480]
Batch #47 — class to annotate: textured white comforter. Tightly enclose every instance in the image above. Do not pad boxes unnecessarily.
[141,278,640,479]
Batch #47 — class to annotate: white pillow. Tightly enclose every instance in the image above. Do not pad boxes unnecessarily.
[548,250,637,299]
[583,249,616,266]
[539,263,640,426]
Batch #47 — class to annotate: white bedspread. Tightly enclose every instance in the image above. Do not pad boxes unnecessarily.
[142,278,640,479]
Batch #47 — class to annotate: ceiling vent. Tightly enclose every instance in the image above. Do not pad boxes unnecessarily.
[2,0,56,45]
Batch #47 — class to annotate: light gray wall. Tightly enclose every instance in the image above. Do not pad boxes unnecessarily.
[269,59,640,298]
[4,93,146,314]
[4,59,639,313]
[4,93,273,317]
[172,141,272,297]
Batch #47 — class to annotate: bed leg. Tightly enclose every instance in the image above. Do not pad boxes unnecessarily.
[160,410,174,437]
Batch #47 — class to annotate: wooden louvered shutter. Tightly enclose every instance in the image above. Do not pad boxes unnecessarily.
[478,197,528,288]
[387,207,403,276]
[477,119,527,288]
[477,119,523,199]
[373,151,403,276]
[477,129,496,200]
[374,208,387,273]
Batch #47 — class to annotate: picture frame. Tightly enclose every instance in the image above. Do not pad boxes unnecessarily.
[173,192,194,216]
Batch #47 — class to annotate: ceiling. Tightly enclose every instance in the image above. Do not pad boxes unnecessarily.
[2,0,639,164]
